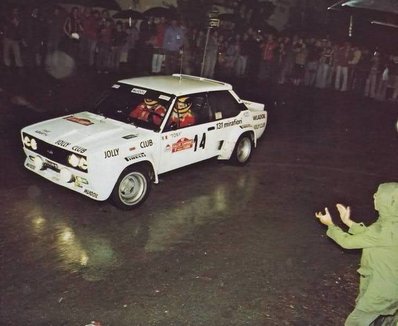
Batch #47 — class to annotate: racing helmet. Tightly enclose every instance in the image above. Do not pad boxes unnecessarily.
[144,98,158,106]
[174,96,192,114]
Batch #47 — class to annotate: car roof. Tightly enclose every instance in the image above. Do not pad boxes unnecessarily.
[118,74,233,96]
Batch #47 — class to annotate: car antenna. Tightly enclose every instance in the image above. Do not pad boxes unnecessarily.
[179,47,184,83]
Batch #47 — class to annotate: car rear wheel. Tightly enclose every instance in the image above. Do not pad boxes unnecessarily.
[111,165,151,209]
[230,134,253,166]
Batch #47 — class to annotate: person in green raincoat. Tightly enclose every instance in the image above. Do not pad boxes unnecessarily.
[315,182,398,326]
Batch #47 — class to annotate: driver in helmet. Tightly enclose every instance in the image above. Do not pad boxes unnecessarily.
[130,98,166,126]
[170,96,195,128]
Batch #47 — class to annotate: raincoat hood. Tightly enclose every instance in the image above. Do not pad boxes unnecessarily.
[375,182,398,222]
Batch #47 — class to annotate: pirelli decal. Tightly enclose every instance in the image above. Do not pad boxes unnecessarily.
[125,153,146,162]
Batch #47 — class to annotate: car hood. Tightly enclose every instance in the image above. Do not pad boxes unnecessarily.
[22,111,151,152]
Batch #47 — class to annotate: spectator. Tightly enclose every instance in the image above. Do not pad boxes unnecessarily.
[352,47,371,96]
[2,7,24,71]
[334,41,351,92]
[80,8,100,68]
[258,33,277,82]
[304,38,321,87]
[121,21,139,73]
[315,39,333,89]
[224,35,239,77]
[46,6,66,59]
[151,16,166,74]
[365,50,381,99]
[315,183,398,326]
[235,32,248,78]
[110,21,127,72]
[201,29,219,79]
[23,7,46,69]
[348,44,362,91]
[390,54,398,102]
[63,6,83,60]
[162,18,185,74]
[96,18,112,73]
[292,37,307,86]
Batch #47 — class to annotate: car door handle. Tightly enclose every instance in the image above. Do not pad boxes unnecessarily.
[208,126,215,131]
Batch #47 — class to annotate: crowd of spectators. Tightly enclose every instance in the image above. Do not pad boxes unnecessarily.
[1,4,398,103]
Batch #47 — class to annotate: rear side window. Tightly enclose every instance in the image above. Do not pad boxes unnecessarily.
[208,91,242,120]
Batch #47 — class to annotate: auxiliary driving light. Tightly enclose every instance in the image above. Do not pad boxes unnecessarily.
[23,135,38,150]
[30,138,38,150]
[78,157,88,170]
[68,154,80,167]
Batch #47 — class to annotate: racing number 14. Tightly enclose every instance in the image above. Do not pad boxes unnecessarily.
[193,133,206,151]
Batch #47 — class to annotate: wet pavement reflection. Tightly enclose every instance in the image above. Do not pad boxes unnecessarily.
[0,69,397,325]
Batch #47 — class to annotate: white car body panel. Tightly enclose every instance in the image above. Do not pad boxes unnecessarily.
[21,75,267,203]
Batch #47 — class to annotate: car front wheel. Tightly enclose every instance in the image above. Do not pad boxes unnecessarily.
[111,165,151,209]
[230,134,253,166]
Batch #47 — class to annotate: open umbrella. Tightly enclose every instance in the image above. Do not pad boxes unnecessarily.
[113,9,143,19]
[55,0,121,10]
[329,0,398,15]
[329,0,398,29]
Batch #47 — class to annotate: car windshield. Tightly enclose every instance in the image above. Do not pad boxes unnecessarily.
[95,83,173,131]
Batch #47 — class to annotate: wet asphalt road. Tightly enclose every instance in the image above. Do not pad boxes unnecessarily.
[0,68,397,326]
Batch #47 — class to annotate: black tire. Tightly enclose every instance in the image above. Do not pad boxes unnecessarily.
[111,165,151,210]
[230,134,253,166]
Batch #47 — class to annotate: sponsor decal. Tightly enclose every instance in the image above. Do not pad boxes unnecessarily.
[240,124,252,129]
[216,119,243,129]
[172,137,194,153]
[122,134,137,140]
[75,176,89,187]
[84,189,98,199]
[254,122,266,130]
[131,87,147,95]
[35,129,50,136]
[72,145,87,154]
[125,153,146,162]
[45,159,58,170]
[55,139,71,147]
[104,148,119,158]
[159,94,171,101]
[64,116,94,126]
[140,139,153,148]
[253,113,266,121]
[169,131,182,138]
[215,112,223,120]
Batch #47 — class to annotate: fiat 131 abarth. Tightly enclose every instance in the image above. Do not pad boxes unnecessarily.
[21,74,267,209]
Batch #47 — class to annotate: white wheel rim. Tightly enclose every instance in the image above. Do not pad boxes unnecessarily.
[118,172,147,205]
[237,138,251,163]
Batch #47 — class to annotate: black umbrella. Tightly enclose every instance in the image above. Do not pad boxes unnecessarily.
[329,0,398,30]
[113,9,143,19]
[329,0,398,15]
[55,0,120,10]
[143,6,176,18]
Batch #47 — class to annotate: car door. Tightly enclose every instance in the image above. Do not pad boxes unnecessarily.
[157,93,219,174]
[207,90,247,149]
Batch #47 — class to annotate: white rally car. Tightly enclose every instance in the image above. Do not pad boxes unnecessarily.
[21,74,267,209]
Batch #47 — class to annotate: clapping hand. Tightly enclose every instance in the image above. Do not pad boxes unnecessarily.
[315,207,335,226]
[336,203,353,227]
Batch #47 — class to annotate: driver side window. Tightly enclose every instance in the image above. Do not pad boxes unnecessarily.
[165,93,212,130]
